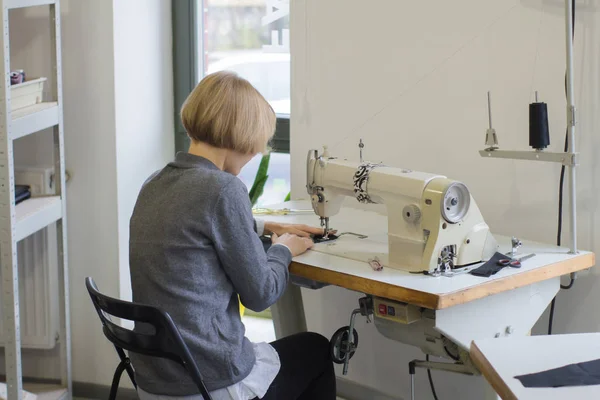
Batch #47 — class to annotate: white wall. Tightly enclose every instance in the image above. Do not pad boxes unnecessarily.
[291,1,600,399]
[8,0,174,387]
[113,0,175,303]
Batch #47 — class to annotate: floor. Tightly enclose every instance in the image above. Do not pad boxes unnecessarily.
[242,315,277,343]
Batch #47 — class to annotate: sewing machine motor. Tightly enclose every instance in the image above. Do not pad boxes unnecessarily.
[329,295,466,376]
[306,147,498,274]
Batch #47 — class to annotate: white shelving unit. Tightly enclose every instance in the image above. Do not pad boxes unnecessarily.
[11,103,60,140]
[0,0,71,399]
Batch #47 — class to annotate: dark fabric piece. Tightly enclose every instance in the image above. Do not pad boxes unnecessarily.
[469,252,509,277]
[15,185,30,205]
[312,233,339,243]
[515,358,600,388]
[256,332,336,400]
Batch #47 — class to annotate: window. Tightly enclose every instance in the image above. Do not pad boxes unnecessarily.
[173,0,291,208]
[199,0,290,115]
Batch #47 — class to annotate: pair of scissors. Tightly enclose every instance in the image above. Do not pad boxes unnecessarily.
[497,253,536,268]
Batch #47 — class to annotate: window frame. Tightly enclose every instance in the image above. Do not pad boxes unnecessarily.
[172,0,290,154]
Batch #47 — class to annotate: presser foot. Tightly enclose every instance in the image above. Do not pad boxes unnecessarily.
[329,296,374,375]
[431,264,478,278]
[312,233,339,243]
[428,245,459,276]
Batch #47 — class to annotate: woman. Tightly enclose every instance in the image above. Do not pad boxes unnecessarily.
[129,71,336,400]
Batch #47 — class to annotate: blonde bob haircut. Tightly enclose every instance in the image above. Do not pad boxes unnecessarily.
[180,71,276,154]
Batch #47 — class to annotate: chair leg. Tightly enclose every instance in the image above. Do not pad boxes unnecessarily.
[190,374,213,400]
[115,346,137,388]
[125,361,137,388]
[109,360,130,400]
[195,383,213,400]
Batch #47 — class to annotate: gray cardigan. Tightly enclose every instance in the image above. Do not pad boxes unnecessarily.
[128,152,291,395]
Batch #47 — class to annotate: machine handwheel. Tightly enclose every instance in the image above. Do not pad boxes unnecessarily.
[330,326,359,364]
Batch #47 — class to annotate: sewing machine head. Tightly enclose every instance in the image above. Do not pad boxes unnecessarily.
[306,146,498,275]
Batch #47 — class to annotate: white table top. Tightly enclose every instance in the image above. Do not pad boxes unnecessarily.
[471,333,600,400]
[256,201,594,309]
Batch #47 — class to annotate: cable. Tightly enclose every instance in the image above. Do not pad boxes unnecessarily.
[557,132,568,249]
[548,0,576,335]
[426,354,440,400]
[548,298,556,335]
[561,277,575,290]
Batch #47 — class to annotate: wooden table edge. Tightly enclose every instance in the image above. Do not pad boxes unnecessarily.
[470,341,518,400]
[290,252,595,310]
[437,252,595,308]
[289,262,439,309]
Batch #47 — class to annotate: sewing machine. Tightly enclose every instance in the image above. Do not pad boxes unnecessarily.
[305,146,492,376]
[306,146,498,275]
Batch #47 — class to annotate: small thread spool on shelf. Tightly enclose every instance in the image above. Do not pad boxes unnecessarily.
[529,91,550,150]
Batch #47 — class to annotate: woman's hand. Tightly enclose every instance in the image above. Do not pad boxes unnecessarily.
[272,233,314,257]
[264,222,331,238]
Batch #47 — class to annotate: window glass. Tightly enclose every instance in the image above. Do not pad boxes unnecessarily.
[197,0,291,207]
[237,153,291,208]
[199,0,290,115]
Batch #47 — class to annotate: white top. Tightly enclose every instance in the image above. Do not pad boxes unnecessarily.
[137,342,280,400]
[256,201,593,296]
[471,333,600,399]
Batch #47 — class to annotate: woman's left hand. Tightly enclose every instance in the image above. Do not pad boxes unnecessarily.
[264,222,332,238]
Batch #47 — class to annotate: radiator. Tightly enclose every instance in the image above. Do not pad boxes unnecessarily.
[0,166,59,349]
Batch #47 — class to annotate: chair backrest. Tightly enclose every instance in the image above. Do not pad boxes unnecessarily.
[85,277,212,399]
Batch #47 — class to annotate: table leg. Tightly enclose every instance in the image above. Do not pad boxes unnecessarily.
[483,381,501,400]
[436,278,559,350]
[271,284,308,338]
[434,278,559,400]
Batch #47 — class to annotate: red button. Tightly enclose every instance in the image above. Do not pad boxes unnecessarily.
[379,304,387,315]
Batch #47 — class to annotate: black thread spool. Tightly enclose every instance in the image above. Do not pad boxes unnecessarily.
[529,92,550,150]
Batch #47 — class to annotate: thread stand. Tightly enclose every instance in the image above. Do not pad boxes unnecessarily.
[478,0,578,257]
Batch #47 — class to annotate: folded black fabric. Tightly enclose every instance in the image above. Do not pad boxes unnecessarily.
[469,252,507,277]
[15,185,30,205]
[515,358,600,388]
[15,185,29,196]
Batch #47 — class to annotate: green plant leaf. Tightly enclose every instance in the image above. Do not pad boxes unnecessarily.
[249,154,271,207]
[284,192,291,202]
[256,154,270,178]
[249,175,268,206]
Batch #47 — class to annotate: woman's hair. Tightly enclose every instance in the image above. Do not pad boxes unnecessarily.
[180,71,276,154]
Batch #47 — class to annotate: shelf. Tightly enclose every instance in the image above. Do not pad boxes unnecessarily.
[3,0,70,396]
[0,382,66,400]
[15,196,62,242]
[5,0,55,10]
[11,103,59,141]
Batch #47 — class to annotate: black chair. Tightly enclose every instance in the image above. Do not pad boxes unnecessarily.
[85,277,213,400]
